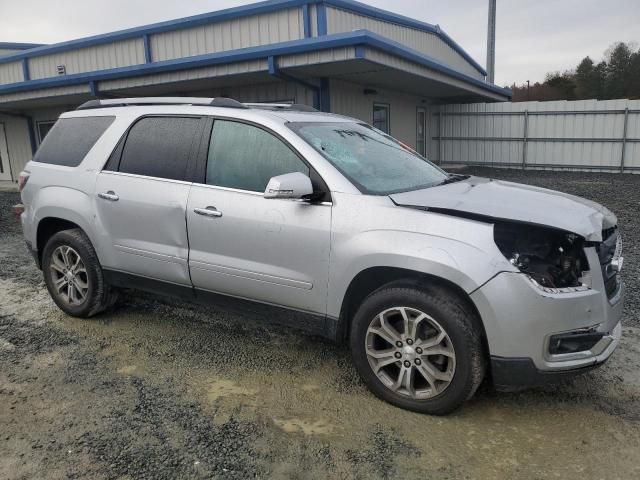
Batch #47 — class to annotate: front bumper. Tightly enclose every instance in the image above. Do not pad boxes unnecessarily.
[471,247,623,386]
[491,320,621,391]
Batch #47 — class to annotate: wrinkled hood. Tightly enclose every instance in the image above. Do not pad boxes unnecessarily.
[390,176,617,242]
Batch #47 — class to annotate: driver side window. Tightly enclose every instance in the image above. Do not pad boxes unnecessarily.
[206,120,309,192]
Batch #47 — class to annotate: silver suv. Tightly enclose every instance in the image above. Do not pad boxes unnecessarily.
[18,97,624,414]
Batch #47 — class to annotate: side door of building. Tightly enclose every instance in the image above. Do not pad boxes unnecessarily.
[0,123,12,181]
[186,118,332,317]
[94,115,206,286]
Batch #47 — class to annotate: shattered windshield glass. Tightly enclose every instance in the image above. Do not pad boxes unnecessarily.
[288,122,447,195]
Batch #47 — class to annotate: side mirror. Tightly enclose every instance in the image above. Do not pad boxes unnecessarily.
[264,172,314,200]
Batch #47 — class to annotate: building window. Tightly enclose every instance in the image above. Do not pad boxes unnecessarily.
[373,103,390,134]
[36,121,56,145]
[416,107,427,156]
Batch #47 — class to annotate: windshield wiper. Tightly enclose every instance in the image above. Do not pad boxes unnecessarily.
[436,174,470,186]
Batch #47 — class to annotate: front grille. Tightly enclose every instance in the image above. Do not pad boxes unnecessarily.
[597,227,621,299]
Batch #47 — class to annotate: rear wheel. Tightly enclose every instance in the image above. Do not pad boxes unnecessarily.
[42,228,117,317]
[349,284,485,415]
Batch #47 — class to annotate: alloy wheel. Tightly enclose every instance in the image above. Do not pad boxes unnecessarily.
[49,245,89,306]
[365,306,456,399]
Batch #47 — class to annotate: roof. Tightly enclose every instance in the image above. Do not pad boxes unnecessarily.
[0,0,486,76]
[63,99,352,124]
[67,97,354,122]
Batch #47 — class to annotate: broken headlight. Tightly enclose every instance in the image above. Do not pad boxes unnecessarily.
[494,222,589,292]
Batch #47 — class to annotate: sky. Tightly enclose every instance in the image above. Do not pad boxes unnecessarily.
[1,0,638,86]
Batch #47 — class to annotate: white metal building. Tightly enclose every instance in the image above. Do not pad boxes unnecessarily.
[0,0,510,182]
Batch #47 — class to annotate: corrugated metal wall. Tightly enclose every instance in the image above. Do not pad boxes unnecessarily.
[99,60,266,91]
[278,46,354,67]
[192,81,316,106]
[325,6,483,80]
[27,38,145,80]
[430,99,640,173]
[150,8,304,62]
[0,61,24,85]
[0,84,90,104]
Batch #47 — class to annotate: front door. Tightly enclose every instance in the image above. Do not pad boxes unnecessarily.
[187,119,331,315]
[0,124,12,181]
[93,116,203,285]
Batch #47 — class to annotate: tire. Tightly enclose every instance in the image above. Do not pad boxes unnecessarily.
[349,283,485,415]
[42,228,117,317]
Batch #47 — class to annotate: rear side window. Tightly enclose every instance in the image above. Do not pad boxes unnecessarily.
[33,116,114,167]
[206,120,309,192]
[117,116,200,181]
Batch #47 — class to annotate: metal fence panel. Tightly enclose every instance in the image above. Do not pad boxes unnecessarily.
[429,99,640,173]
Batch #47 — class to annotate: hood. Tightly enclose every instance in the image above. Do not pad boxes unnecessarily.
[389,176,617,242]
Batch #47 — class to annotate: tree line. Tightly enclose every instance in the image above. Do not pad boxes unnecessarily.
[509,42,640,102]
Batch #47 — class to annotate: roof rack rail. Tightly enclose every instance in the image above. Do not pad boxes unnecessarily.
[76,97,248,110]
[243,103,318,112]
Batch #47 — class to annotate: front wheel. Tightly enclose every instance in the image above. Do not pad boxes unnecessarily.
[349,284,485,415]
[42,228,117,317]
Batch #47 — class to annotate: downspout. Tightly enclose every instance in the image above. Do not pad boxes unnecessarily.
[267,55,322,110]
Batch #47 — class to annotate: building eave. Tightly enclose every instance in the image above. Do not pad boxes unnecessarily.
[0,31,510,101]
[0,42,46,50]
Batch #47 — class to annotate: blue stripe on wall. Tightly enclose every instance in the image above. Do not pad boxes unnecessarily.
[316,3,328,36]
[21,59,30,81]
[302,4,311,38]
[143,34,152,63]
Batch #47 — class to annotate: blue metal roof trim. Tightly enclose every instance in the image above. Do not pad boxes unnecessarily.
[0,42,46,50]
[323,0,488,76]
[0,0,486,77]
[0,31,510,99]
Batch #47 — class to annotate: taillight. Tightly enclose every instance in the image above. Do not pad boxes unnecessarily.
[18,171,30,192]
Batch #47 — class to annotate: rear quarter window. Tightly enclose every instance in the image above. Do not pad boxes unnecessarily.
[32,116,115,167]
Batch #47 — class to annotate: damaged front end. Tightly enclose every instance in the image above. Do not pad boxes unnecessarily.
[493,221,623,299]
[494,222,590,293]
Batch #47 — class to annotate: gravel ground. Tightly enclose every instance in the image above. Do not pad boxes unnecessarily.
[1,170,640,479]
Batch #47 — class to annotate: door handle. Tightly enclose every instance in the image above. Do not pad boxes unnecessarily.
[194,206,223,218]
[98,191,119,201]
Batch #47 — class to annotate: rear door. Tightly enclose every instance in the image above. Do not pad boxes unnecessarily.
[94,115,205,285]
[186,118,332,315]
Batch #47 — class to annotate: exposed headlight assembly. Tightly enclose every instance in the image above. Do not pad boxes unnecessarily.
[494,222,590,293]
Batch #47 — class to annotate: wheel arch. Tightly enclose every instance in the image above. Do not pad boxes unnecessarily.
[34,210,100,269]
[30,185,101,268]
[336,266,488,350]
[35,217,82,268]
